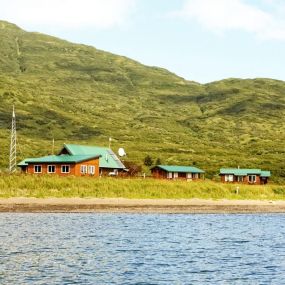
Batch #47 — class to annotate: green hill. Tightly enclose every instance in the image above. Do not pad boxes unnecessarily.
[0,20,284,182]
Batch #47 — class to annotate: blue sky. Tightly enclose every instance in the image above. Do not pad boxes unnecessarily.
[1,0,285,83]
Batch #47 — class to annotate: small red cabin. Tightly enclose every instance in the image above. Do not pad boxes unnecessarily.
[151,165,205,180]
[219,168,270,185]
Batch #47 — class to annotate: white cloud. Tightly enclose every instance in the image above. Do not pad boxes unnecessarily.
[0,0,136,29]
[174,0,285,40]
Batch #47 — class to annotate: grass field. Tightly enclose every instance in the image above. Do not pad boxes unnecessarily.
[0,175,285,200]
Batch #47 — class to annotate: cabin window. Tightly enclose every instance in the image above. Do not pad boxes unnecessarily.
[225,174,234,182]
[248,175,256,183]
[61,165,70,173]
[237,176,243,182]
[187,173,192,179]
[80,165,87,174]
[173,172,178,179]
[48,165,56,173]
[88,166,95,175]
[167,172,173,179]
[34,165,42,173]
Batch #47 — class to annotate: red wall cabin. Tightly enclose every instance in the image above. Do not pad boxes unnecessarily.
[25,157,100,177]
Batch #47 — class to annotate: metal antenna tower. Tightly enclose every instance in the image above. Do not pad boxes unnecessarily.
[9,105,17,173]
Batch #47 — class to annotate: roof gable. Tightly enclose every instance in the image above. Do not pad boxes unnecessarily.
[60,144,126,169]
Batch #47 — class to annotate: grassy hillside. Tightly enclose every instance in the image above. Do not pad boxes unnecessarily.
[0,20,284,182]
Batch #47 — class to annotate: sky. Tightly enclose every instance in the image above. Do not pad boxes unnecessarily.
[1,0,285,83]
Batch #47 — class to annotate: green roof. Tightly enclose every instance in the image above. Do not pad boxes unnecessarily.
[260,171,271,177]
[18,154,100,165]
[17,159,31,166]
[220,168,271,177]
[61,144,126,169]
[154,165,205,173]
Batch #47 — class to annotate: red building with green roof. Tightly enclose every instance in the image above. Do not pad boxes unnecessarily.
[151,165,205,180]
[219,168,271,184]
[18,144,126,177]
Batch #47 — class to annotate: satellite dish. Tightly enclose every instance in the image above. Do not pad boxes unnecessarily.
[118,148,126,157]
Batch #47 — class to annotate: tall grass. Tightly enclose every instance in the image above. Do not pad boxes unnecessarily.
[0,174,284,200]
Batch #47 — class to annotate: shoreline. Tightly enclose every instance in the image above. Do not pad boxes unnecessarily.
[1,198,285,213]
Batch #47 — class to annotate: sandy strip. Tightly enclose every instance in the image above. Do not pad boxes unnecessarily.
[1,198,285,213]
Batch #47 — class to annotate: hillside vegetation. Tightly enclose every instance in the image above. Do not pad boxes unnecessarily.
[0,21,284,182]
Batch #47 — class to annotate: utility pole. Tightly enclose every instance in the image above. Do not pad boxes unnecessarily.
[109,137,112,149]
[9,105,17,173]
[52,137,55,155]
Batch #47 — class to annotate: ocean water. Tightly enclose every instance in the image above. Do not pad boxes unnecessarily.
[0,213,285,284]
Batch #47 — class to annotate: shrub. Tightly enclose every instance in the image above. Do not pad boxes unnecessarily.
[273,187,285,195]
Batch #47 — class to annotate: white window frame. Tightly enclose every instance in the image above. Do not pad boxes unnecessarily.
[248,175,256,183]
[88,165,95,175]
[80,165,87,174]
[225,174,234,182]
[34,165,42,173]
[47,165,56,174]
[173,172,178,179]
[61,165,70,173]
[187,173,192,180]
[167,172,173,179]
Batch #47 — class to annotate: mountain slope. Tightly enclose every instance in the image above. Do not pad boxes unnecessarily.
[0,20,284,181]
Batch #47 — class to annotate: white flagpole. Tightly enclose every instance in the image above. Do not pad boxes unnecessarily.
[109,137,112,149]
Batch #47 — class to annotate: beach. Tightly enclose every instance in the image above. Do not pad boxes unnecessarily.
[1,198,285,213]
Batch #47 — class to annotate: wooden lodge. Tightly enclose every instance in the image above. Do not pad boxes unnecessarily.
[18,143,126,177]
[18,155,101,177]
[151,165,205,180]
[219,168,271,185]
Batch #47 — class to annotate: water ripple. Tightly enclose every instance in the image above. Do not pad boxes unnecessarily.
[0,213,285,284]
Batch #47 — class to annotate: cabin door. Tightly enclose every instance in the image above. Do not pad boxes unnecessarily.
[237,176,243,183]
